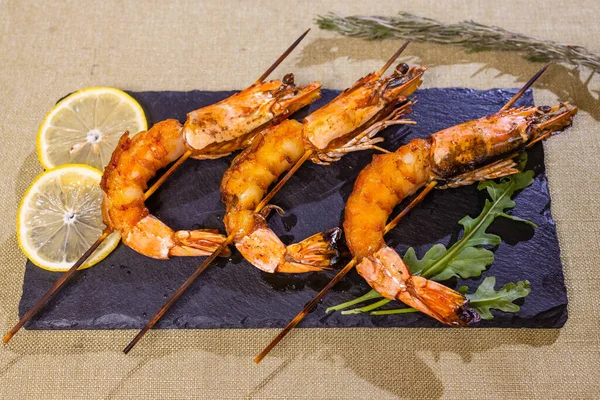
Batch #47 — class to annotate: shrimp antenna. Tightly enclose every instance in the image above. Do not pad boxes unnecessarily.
[255,29,311,85]
[376,41,411,78]
[501,62,550,111]
[253,63,554,362]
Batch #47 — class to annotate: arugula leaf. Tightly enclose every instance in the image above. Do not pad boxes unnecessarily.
[464,277,531,319]
[369,277,531,319]
[402,244,445,276]
[411,168,535,281]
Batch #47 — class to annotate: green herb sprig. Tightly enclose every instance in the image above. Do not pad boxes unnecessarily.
[327,154,534,319]
[317,13,600,73]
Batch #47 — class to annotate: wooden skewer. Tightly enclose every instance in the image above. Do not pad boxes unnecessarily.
[121,146,310,352]
[255,150,313,211]
[254,29,311,85]
[382,181,439,235]
[123,168,286,353]
[253,180,438,364]
[144,150,192,200]
[3,228,112,344]
[253,62,553,363]
[3,31,312,344]
[123,235,234,354]
[122,42,416,353]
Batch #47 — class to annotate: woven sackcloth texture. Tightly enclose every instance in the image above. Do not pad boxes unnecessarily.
[1,1,599,398]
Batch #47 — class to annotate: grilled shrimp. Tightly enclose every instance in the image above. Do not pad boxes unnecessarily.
[221,120,340,272]
[101,76,322,260]
[344,104,578,325]
[220,58,426,273]
[101,120,230,259]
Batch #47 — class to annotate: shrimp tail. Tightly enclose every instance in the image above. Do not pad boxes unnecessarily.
[403,275,480,326]
[357,246,479,326]
[285,228,343,271]
[235,226,342,274]
[171,230,231,257]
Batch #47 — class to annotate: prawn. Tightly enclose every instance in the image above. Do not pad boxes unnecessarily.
[344,103,578,325]
[303,63,423,164]
[101,37,322,260]
[185,74,322,159]
[221,46,425,273]
[221,120,341,272]
[101,119,229,259]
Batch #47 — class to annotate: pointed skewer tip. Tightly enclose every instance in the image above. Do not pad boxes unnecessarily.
[2,228,112,342]
[254,29,311,85]
[2,333,12,344]
[501,62,551,111]
[376,40,411,78]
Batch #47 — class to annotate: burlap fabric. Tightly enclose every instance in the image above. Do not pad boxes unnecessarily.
[1,1,599,398]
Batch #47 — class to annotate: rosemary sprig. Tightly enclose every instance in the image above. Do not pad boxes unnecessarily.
[317,12,600,73]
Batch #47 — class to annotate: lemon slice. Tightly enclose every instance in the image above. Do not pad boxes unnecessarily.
[17,164,121,272]
[37,87,147,170]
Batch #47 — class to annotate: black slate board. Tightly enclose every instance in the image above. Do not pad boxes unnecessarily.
[19,88,568,329]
